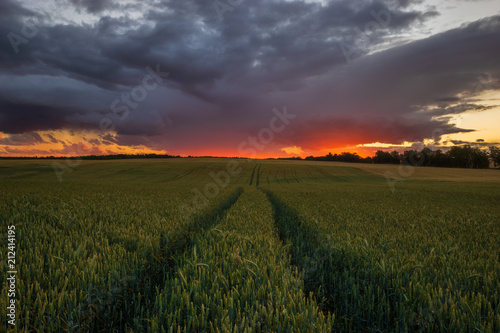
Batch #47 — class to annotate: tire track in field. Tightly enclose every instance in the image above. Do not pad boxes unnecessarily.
[306,168,316,182]
[259,188,335,315]
[111,187,244,332]
[314,166,349,183]
[306,166,323,183]
[248,164,258,186]
[150,187,333,331]
[167,167,195,181]
[166,186,244,266]
[259,189,407,332]
[255,164,261,187]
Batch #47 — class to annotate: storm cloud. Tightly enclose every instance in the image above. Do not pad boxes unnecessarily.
[0,0,499,156]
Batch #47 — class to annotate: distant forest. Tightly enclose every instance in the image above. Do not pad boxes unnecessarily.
[299,145,500,169]
[0,153,182,160]
[1,145,500,169]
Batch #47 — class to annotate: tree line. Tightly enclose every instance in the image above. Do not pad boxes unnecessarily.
[303,145,500,169]
[0,153,182,160]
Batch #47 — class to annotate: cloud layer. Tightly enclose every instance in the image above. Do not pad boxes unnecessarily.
[1,0,499,156]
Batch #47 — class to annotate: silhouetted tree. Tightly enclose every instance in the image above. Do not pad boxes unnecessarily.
[490,146,500,167]
[373,150,391,164]
[390,151,401,164]
[444,145,489,169]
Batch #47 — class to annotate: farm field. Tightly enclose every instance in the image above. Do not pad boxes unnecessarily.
[1,159,499,332]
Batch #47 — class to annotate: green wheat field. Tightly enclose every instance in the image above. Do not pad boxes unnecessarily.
[1,159,499,332]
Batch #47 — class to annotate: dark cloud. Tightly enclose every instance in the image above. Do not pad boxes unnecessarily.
[0,0,439,91]
[69,0,115,14]
[0,132,46,145]
[391,0,426,8]
[45,133,67,144]
[0,0,36,18]
[85,137,101,146]
[1,146,51,155]
[430,103,497,116]
[0,100,73,134]
[435,97,461,102]
[446,139,498,147]
[0,0,499,155]
[55,142,103,155]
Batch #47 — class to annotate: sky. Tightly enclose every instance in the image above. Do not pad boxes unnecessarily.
[0,0,499,158]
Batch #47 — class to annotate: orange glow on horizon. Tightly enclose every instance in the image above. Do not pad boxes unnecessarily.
[2,126,497,159]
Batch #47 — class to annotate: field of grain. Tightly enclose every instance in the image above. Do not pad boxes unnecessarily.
[1,159,499,332]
